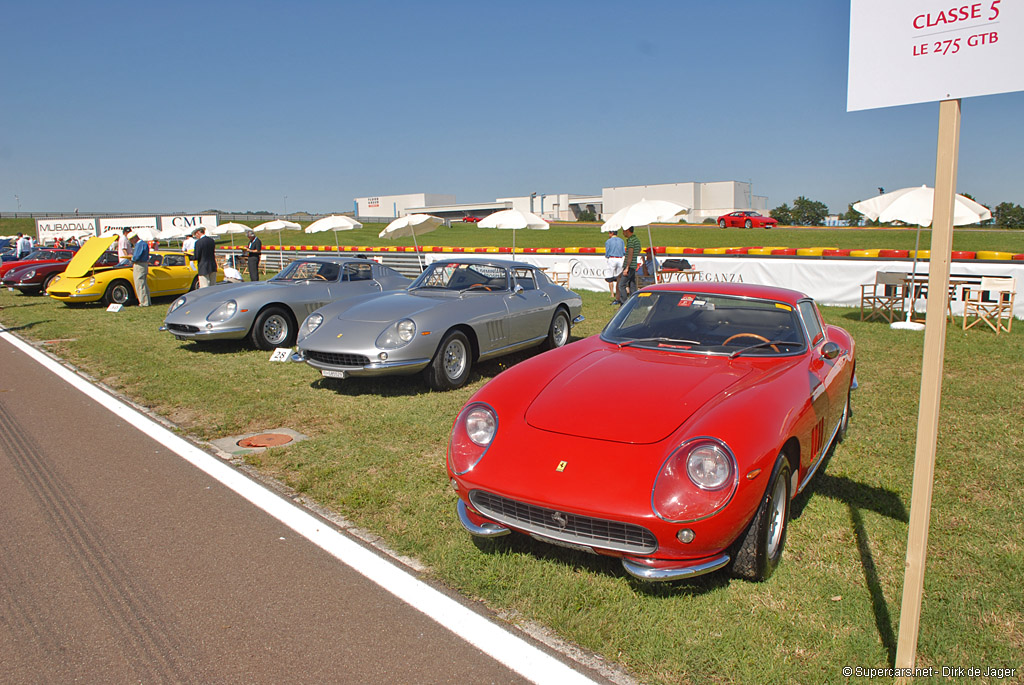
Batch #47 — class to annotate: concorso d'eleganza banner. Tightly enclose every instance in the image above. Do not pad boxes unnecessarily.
[848,0,1024,110]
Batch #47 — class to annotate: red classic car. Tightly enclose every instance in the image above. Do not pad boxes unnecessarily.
[2,250,119,294]
[0,248,77,279]
[718,211,778,229]
[447,282,855,582]
[461,216,482,223]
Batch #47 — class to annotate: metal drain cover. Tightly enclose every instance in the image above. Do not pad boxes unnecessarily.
[237,433,294,448]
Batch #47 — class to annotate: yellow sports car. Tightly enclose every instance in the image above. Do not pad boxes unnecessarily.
[47,235,224,306]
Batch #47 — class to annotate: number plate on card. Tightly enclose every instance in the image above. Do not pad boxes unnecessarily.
[321,369,348,379]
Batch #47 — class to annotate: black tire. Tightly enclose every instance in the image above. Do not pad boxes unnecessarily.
[189,276,199,291]
[542,309,570,350]
[42,273,58,294]
[102,280,136,306]
[837,382,852,443]
[423,330,472,391]
[249,306,295,350]
[718,219,727,228]
[744,219,753,229]
[731,453,792,581]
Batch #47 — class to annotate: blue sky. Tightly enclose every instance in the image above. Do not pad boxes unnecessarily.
[2,0,1021,215]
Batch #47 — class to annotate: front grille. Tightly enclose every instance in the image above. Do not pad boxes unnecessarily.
[167,323,199,333]
[306,349,371,367]
[49,291,70,297]
[469,490,657,555]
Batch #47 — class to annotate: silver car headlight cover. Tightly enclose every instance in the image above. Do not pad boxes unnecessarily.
[375,319,416,349]
[21,269,36,281]
[297,313,324,342]
[75,277,96,292]
[168,295,187,314]
[206,300,237,323]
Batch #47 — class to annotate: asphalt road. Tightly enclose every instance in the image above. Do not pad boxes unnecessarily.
[0,333,606,684]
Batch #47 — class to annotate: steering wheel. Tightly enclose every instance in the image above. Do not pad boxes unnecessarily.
[313,274,328,281]
[467,284,493,291]
[723,332,779,352]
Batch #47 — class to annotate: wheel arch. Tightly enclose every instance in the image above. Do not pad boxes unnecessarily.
[248,301,298,335]
[444,323,479,363]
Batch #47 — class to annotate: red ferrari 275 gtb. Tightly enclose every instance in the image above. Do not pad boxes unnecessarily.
[447,282,855,582]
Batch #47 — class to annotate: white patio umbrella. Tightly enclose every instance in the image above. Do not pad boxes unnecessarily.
[254,219,302,251]
[853,186,991,330]
[379,214,443,269]
[209,222,250,247]
[601,199,690,278]
[477,209,549,255]
[305,215,362,248]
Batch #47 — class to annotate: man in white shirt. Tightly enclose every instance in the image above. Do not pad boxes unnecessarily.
[116,227,132,262]
[15,233,32,259]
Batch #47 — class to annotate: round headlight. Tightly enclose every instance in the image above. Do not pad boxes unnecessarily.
[168,295,187,313]
[465,406,497,447]
[21,269,36,280]
[298,313,324,341]
[376,318,417,349]
[397,319,415,342]
[207,300,237,322]
[686,442,734,491]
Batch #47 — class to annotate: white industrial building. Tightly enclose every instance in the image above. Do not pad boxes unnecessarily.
[355,180,767,224]
[353,193,455,219]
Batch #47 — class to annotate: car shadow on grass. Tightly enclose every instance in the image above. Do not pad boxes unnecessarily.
[174,339,258,355]
[794,447,907,666]
[0,319,53,333]
[305,340,582,398]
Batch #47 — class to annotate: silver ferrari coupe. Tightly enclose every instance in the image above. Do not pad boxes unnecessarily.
[162,256,410,349]
[295,258,584,390]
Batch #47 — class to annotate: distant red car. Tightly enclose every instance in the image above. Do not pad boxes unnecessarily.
[448,282,855,582]
[462,216,482,223]
[718,211,778,229]
[0,248,77,279]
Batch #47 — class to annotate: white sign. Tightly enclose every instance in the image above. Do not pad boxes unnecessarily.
[99,217,159,240]
[848,0,1023,110]
[35,218,99,244]
[159,215,217,239]
[420,253,1024,319]
[269,347,293,362]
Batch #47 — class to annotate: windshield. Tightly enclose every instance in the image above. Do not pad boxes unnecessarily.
[410,262,509,291]
[273,260,347,282]
[601,291,807,356]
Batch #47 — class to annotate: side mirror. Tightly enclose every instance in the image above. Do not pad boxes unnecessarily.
[513,283,524,295]
[821,342,842,360]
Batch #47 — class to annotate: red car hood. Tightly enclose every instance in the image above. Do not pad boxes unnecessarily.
[524,348,753,445]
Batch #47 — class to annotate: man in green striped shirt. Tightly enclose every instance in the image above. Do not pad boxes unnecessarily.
[615,226,642,305]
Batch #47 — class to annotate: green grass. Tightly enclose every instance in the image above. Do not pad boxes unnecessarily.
[5,216,1024,255]
[2,281,1023,684]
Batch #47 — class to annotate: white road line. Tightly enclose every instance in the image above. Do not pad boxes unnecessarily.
[1,330,601,685]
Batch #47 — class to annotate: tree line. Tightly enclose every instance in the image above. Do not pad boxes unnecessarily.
[768,196,1024,228]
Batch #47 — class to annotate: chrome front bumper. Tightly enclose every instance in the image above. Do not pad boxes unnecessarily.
[456,500,731,582]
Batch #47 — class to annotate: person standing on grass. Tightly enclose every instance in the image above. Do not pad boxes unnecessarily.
[128,233,151,306]
[117,227,132,262]
[192,227,218,288]
[241,229,262,281]
[604,229,625,303]
[615,226,641,305]
[182,229,197,255]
